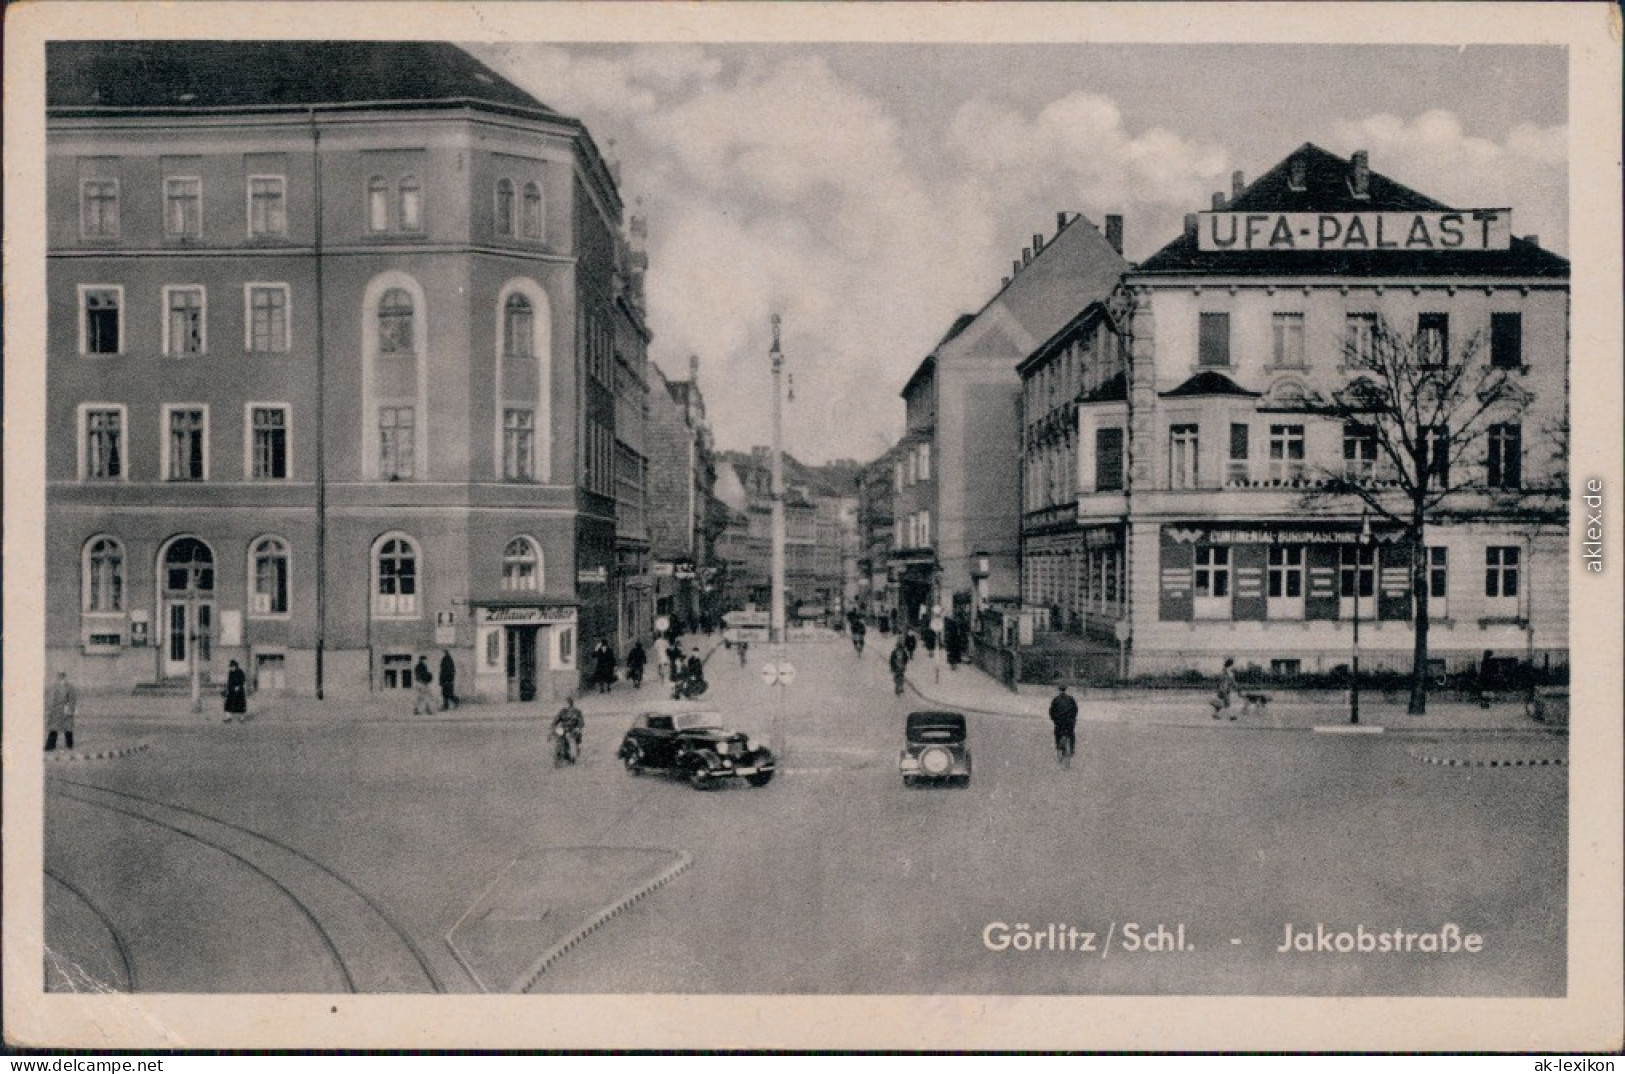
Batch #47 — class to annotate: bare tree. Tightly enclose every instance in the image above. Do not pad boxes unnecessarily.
[1303,315,1536,715]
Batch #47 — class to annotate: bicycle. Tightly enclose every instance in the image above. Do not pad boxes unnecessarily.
[1054,728,1075,769]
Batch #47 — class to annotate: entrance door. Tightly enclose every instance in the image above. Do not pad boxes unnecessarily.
[161,537,215,680]
[506,625,539,702]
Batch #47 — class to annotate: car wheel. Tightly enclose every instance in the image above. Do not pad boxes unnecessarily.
[620,743,643,774]
[746,770,774,788]
[688,766,714,790]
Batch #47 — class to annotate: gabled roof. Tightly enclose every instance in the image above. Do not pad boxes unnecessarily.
[47,41,558,119]
[1159,371,1261,399]
[1136,142,1568,279]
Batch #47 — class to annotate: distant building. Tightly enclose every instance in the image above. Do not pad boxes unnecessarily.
[46,41,649,702]
[646,356,720,631]
[893,211,1131,633]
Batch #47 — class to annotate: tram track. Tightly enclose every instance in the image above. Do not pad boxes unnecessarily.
[48,776,442,993]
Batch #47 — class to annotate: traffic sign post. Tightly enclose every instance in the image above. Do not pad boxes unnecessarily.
[762,652,795,761]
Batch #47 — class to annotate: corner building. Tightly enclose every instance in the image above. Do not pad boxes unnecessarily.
[46,42,646,702]
[1109,144,1568,678]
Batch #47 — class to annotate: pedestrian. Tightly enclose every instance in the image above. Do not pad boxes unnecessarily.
[737,638,749,666]
[627,640,647,688]
[45,670,76,751]
[921,624,938,658]
[592,638,616,695]
[1210,657,1238,720]
[439,649,459,710]
[944,620,963,669]
[1049,683,1079,767]
[222,659,249,722]
[686,647,705,687]
[889,637,910,696]
[412,655,436,714]
[904,630,918,660]
[668,638,685,682]
[851,617,867,655]
[653,632,668,683]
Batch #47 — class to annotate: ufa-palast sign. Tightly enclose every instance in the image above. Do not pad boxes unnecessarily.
[1197,209,1511,253]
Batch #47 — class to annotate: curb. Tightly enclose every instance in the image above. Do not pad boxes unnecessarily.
[45,742,150,763]
[1409,751,1567,769]
[513,848,694,993]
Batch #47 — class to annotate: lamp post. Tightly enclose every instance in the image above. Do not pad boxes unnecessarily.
[1350,510,1372,725]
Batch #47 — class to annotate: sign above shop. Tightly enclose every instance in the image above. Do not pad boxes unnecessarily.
[1162,522,1403,546]
[576,567,608,585]
[1196,210,1511,253]
[477,605,577,625]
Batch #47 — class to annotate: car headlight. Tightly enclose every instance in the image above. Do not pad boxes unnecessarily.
[920,745,952,775]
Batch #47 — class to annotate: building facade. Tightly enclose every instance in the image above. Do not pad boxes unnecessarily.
[47,41,651,702]
[1108,144,1568,678]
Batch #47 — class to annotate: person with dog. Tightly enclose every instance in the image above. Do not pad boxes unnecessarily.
[1211,657,1239,720]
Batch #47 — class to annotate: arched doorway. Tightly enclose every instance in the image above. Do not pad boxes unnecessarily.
[160,537,215,681]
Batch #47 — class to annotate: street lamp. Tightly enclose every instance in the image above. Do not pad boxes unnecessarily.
[1350,510,1372,725]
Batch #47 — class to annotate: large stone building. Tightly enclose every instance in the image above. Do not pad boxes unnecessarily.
[47,41,651,702]
[892,211,1131,633]
[1104,144,1568,678]
[645,356,721,631]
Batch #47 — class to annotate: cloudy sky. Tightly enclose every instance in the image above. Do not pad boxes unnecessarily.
[471,42,1567,465]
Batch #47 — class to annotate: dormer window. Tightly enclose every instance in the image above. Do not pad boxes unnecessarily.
[1288,158,1307,192]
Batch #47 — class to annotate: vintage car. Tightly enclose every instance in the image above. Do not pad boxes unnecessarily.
[899,710,972,787]
[618,709,776,789]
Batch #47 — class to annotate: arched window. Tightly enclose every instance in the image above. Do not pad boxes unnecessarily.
[250,536,289,616]
[521,181,543,238]
[398,175,422,231]
[503,294,533,359]
[495,178,515,236]
[378,289,414,354]
[84,536,125,612]
[375,535,419,616]
[367,176,389,232]
[502,537,541,591]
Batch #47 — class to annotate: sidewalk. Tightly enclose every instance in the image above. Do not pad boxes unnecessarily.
[898,650,1561,736]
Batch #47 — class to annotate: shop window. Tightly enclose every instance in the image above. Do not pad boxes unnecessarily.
[1339,544,1376,620]
[1267,545,1305,619]
[1193,546,1231,619]
[381,653,414,690]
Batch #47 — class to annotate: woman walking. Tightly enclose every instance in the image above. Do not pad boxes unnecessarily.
[223,659,249,722]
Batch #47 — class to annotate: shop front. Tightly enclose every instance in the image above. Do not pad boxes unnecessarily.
[472,601,579,703]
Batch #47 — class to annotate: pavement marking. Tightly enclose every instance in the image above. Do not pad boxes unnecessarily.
[45,742,151,763]
[1312,725,1386,735]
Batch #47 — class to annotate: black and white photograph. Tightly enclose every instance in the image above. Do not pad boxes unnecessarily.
[5,0,1621,1053]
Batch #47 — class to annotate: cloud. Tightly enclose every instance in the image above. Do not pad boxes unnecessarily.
[1330,110,1568,252]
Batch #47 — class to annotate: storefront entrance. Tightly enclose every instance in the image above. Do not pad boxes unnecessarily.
[506,625,539,702]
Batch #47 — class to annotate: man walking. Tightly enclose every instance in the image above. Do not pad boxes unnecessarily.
[46,671,77,751]
[439,650,459,710]
[889,637,910,697]
[412,655,436,714]
[1049,683,1079,768]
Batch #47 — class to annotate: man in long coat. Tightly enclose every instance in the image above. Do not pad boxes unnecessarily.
[46,671,76,751]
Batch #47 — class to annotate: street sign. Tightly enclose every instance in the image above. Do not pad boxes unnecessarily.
[761,661,797,686]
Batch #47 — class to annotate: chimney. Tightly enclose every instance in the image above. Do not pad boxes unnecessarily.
[1184,213,1198,236]
[1022,247,1033,266]
[1105,214,1124,255]
[689,353,699,380]
[1350,150,1370,198]
[1013,259,1023,276]
[1057,211,1070,232]
[1211,191,1227,211]
[1001,276,1011,288]
[1231,170,1245,200]
[1524,235,1539,248]
[1032,232,1045,255]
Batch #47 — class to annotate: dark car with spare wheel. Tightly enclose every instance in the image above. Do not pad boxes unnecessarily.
[899,710,972,787]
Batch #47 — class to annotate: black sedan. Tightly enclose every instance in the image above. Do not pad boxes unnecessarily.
[899,710,971,787]
[618,709,776,789]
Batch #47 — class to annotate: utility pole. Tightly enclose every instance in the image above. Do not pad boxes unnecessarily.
[770,315,787,649]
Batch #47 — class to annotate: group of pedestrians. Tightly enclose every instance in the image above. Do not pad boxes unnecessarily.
[410,651,460,714]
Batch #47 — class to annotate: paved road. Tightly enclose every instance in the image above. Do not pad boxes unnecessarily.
[44,637,1565,996]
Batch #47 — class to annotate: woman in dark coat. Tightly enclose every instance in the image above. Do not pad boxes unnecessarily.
[223,660,249,721]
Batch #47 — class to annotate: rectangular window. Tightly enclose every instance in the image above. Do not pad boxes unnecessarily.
[253,547,289,615]
[894,461,904,493]
[1193,546,1231,619]
[1485,546,1520,599]
[83,407,124,480]
[166,407,207,481]
[1487,422,1522,489]
[1169,424,1199,489]
[369,179,390,232]
[1227,423,1250,485]
[164,286,206,356]
[1490,313,1523,370]
[1268,424,1306,482]
[81,179,120,238]
[251,406,288,480]
[920,509,931,548]
[1198,312,1230,367]
[380,406,415,480]
[246,284,289,353]
[1428,546,1449,619]
[1343,423,1379,482]
[381,653,414,691]
[503,408,535,481]
[1346,313,1378,367]
[164,177,202,238]
[918,443,931,482]
[248,176,287,237]
[1268,545,1305,620]
[1420,425,1450,487]
[1339,544,1376,598]
[1271,313,1305,368]
[80,286,122,355]
[1095,427,1123,491]
[1418,312,1449,368]
[399,177,422,231]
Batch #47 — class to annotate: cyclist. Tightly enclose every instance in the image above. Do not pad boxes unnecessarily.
[1049,683,1078,768]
